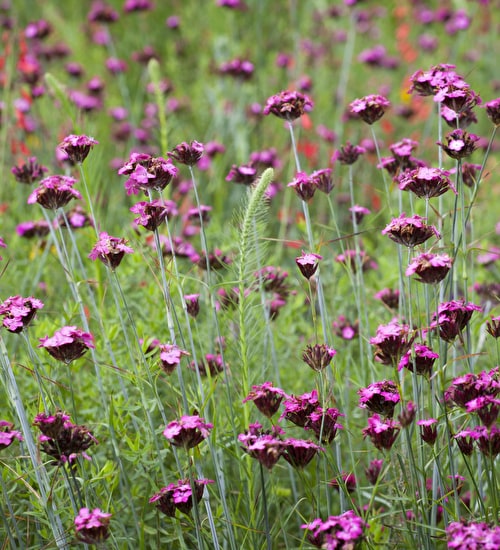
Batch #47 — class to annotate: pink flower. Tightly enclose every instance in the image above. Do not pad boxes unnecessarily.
[163,415,213,449]
[38,326,95,364]
[74,508,111,545]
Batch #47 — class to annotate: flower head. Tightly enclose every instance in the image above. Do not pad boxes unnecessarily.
[358,380,400,418]
[398,167,455,199]
[149,479,213,517]
[238,423,284,469]
[331,141,366,165]
[38,326,95,364]
[370,320,415,366]
[163,415,213,449]
[305,407,344,444]
[74,508,111,545]
[242,382,286,418]
[168,140,204,166]
[486,316,500,339]
[446,520,500,549]
[281,438,323,468]
[417,418,438,445]
[430,299,481,342]
[184,294,200,318]
[365,459,384,485]
[406,252,453,284]
[302,343,336,371]
[382,213,440,248]
[288,172,318,201]
[118,153,178,194]
[58,134,98,164]
[225,163,257,185]
[350,94,390,124]
[0,420,23,450]
[398,344,439,376]
[11,156,48,184]
[89,232,134,270]
[263,90,313,121]
[157,344,189,375]
[437,128,480,160]
[16,220,51,239]
[301,510,367,549]
[280,390,319,427]
[0,295,44,333]
[130,199,175,231]
[296,251,322,279]
[27,175,82,210]
[483,97,500,126]
[363,414,400,450]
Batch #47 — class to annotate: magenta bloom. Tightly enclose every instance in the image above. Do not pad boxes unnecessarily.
[305,407,344,444]
[370,320,415,366]
[150,478,213,517]
[406,252,453,284]
[349,205,371,224]
[417,418,438,445]
[58,134,98,164]
[358,380,400,418]
[118,153,178,194]
[437,128,480,160]
[398,167,455,199]
[163,415,212,449]
[16,220,51,239]
[288,172,317,201]
[263,90,313,121]
[483,97,500,126]
[168,140,204,166]
[398,344,439,376]
[225,163,257,185]
[455,426,500,457]
[409,64,461,97]
[218,58,254,80]
[430,299,481,342]
[350,94,390,124]
[34,411,98,464]
[89,232,134,270]
[27,175,82,210]
[434,82,481,114]
[332,141,366,165]
[238,423,284,470]
[280,390,320,427]
[281,438,323,468]
[11,156,48,184]
[242,382,286,418]
[184,294,200,318]
[382,213,440,248]
[363,414,400,451]
[465,396,500,428]
[374,288,400,309]
[486,316,500,338]
[0,420,23,450]
[296,251,322,279]
[123,0,153,12]
[446,520,500,549]
[445,367,499,409]
[74,508,111,545]
[301,510,367,549]
[0,295,44,333]
[130,200,175,231]
[157,344,189,375]
[38,326,94,364]
[88,1,120,23]
[365,459,384,485]
[330,472,357,493]
[302,343,336,371]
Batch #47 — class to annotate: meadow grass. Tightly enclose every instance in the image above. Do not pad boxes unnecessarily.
[0,1,499,548]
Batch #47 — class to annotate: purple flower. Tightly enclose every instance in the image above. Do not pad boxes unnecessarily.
[0,295,44,333]
[329,472,357,493]
[168,140,204,166]
[358,380,400,418]
[218,58,254,80]
[280,390,320,427]
[157,344,189,375]
[445,367,500,409]
[118,153,178,194]
[189,353,224,377]
[465,396,500,428]
[238,423,284,470]
[332,315,359,340]
[263,90,313,121]
[483,97,500,126]
[437,129,480,160]
[225,163,257,185]
[27,175,82,210]
[288,172,318,201]
[434,82,480,114]
[382,213,440,248]
[295,251,322,279]
[311,168,334,194]
[331,141,366,165]
[398,344,439,376]
[74,508,111,545]
[430,299,481,343]
[398,400,417,428]
[446,520,500,549]
[123,0,153,12]
[16,220,51,239]
[58,134,98,164]
[365,459,384,485]
[150,479,213,517]
[374,288,399,309]
[335,249,378,273]
[38,326,95,364]
[89,232,134,270]
[349,205,371,224]
[301,510,367,549]
[249,148,282,170]
[305,407,344,444]
[242,382,286,418]
[370,320,415,366]
[216,0,247,9]
[184,294,200,318]
[409,64,462,97]
[34,411,98,464]
[350,94,390,124]
[11,156,48,184]
[405,253,453,284]
[455,426,500,457]
[363,414,400,450]
[417,418,438,445]
[56,205,94,230]
[163,415,212,449]
[0,420,23,450]
[302,343,336,372]
[130,200,174,231]
[398,167,455,199]
[281,438,323,468]
[486,316,500,338]
[88,1,120,23]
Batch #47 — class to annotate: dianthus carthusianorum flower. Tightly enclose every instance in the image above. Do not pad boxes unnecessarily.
[0,295,44,333]
[302,343,336,372]
[281,438,323,468]
[406,252,453,284]
[88,232,134,270]
[483,97,500,126]
[263,90,313,121]
[398,344,439,376]
[296,251,322,279]
[130,200,175,231]
[363,414,400,450]
[150,478,213,517]
[305,407,344,444]
[430,299,481,342]
[437,128,479,160]
[358,380,400,418]
[34,410,98,464]
[382,213,440,248]
[74,508,111,545]
[446,520,500,549]
[58,134,98,164]
[38,326,95,364]
[168,140,204,166]
[331,141,366,165]
[118,153,178,194]
[238,423,284,470]
[11,156,48,184]
[158,344,189,375]
[280,390,319,427]
[301,510,367,549]
[398,167,455,199]
[445,367,499,409]
[0,420,23,450]
[486,316,500,338]
[242,382,286,418]
[163,415,212,450]
[350,94,390,124]
[370,320,415,366]
[27,175,82,210]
